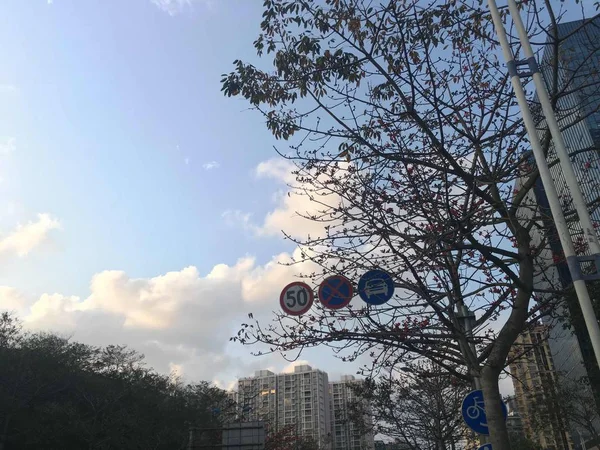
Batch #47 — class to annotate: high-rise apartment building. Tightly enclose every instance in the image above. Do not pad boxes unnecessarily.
[508,326,574,449]
[237,365,332,447]
[329,375,375,450]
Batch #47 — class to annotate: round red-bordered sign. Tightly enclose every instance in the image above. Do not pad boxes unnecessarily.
[318,275,353,310]
[280,281,314,316]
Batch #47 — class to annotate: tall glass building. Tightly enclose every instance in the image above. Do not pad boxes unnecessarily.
[526,14,600,447]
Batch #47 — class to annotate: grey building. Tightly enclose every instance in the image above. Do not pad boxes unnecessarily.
[508,325,574,448]
[329,375,375,450]
[237,365,332,447]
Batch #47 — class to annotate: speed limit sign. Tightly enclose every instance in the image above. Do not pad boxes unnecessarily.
[280,282,314,316]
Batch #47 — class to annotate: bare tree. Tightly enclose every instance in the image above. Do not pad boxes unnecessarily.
[348,362,469,450]
[221,1,600,448]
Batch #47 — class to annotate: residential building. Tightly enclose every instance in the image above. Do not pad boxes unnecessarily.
[237,365,332,447]
[508,325,575,449]
[329,375,375,450]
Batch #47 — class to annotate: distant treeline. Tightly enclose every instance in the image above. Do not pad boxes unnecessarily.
[0,312,230,450]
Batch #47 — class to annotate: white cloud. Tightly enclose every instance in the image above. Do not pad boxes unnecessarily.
[0,214,61,258]
[202,161,220,170]
[281,360,312,373]
[256,159,296,184]
[27,293,81,329]
[0,137,16,155]
[14,247,321,384]
[0,286,26,311]
[225,158,342,240]
[6,157,372,385]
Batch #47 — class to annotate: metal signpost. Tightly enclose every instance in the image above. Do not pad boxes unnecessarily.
[280,281,314,316]
[461,390,508,436]
[357,269,395,305]
[318,275,354,309]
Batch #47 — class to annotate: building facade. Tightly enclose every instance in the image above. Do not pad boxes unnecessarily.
[329,375,375,450]
[237,365,332,447]
[508,326,574,449]
[518,15,600,446]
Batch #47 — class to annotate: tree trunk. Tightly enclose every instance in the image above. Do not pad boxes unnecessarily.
[481,366,511,450]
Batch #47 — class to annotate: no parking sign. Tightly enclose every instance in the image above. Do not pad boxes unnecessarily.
[318,275,353,309]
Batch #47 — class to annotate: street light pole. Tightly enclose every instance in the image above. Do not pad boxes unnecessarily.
[456,304,485,446]
[457,304,480,390]
[487,0,600,368]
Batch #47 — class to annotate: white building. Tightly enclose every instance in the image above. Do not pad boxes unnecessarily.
[330,375,375,450]
[237,365,332,447]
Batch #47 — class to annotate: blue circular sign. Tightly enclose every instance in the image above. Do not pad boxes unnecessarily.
[358,269,395,305]
[478,445,492,450]
[461,390,508,435]
[318,275,353,309]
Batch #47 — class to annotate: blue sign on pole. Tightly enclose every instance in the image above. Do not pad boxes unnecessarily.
[318,275,353,309]
[461,390,508,435]
[358,269,395,305]
[478,444,492,450]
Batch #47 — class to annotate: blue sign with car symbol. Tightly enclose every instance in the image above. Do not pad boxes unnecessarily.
[358,269,395,305]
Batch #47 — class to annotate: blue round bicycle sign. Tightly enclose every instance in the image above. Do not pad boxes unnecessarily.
[358,269,394,305]
[461,390,508,435]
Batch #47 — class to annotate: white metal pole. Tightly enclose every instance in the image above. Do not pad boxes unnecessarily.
[487,0,600,367]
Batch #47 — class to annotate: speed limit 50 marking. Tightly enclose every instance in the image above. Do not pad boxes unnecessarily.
[280,282,314,316]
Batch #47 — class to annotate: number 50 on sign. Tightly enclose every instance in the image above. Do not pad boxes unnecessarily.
[280,282,314,316]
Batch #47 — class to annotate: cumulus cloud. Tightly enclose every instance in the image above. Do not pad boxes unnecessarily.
[255,159,296,184]
[16,248,319,385]
[7,157,357,385]
[225,159,342,240]
[0,214,61,258]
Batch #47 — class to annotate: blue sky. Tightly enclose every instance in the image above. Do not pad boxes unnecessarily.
[0,0,363,386]
[0,0,286,292]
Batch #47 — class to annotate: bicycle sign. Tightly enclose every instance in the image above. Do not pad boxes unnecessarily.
[461,390,508,435]
[280,282,314,316]
[478,444,492,450]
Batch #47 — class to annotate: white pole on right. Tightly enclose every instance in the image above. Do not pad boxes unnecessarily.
[487,0,600,367]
